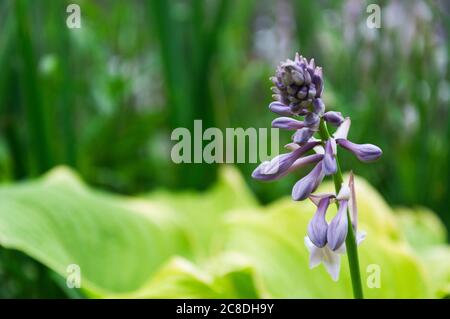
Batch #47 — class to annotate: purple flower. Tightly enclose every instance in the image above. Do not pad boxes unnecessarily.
[252,141,320,181]
[322,139,337,175]
[312,99,325,116]
[272,117,306,130]
[307,196,332,247]
[252,52,382,282]
[292,161,325,201]
[304,112,320,129]
[336,139,382,162]
[305,230,366,281]
[330,118,382,162]
[270,53,324,115]
[323,111,344,126]
[292,128,315,144]
[269,102,293,116]
[327,200,349,251]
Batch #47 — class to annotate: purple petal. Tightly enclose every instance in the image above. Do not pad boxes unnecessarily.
[327,200,349,251]
[322,139,337,175]
[292,162,325,201]
[295,140,321,155]
[312,98,325,116]
[251,153,298,181]
[312,68,323,97]
[323,111,344,126]
[296,86,308,99]
[304,112,320,129]
[336,139,382,162]
[252,142,320,181]
[292,128,314,144]
[272,117,305,130]
[269,102,293,116]
[288,154,324,173]
[307,197,331,248]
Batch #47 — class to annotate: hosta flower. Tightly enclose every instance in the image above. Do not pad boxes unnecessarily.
[306,173,361,252]
[292,161,325,201]
[253,53,382,283]
[271,53,324,115]
[305,230,366,281]
[252,141,320,181]
[331,118,383,163]
[322,139,337,176]
[323,111,344,126]
[336,139,383,162]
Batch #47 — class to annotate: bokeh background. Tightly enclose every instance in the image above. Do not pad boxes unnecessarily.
[0,0,448,298]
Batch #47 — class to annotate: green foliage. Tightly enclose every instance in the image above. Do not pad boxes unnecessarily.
[0,166,448,298]
[0,0,448,227]
[0,0,449,298]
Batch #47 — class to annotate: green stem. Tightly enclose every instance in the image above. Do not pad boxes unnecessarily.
[319,120,364,299]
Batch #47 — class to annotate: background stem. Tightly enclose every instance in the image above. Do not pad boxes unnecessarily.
[319,120,364,299]
[14,0,54,174]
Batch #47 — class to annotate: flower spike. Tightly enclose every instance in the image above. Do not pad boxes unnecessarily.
[252,52,382,285]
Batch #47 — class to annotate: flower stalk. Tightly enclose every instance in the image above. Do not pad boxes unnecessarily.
[319,120,364,299]
[252,53,381,298]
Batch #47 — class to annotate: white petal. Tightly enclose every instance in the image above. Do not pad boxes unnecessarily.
[304,236,315,251]
[304,237,322,268]
[333,117,351,140]
[323,251,341,281]
[309,249,323,269]
[305,237,344,281]
[305,236,323,269]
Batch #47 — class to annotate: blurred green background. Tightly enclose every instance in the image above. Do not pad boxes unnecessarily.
[0,0,449,298]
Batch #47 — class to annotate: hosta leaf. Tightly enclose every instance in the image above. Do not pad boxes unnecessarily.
[0,166,447,299]
[120,253,260,298]
[147,165,257,261]
[0,167,191,296]
[395,207,450,297]
[395,207,447,251]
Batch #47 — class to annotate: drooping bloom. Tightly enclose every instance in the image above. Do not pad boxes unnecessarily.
[305,229,366,281]
[252,53,382,281]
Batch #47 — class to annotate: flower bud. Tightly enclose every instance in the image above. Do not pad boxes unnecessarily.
[322,139,337,175]
[293,128,314,144]
[336,139,382,162]
[323,111,344,126]
[292,162,325,201]
[272,117,305,130]
[269,102,293,116]
[307,197,331,248]
[327,200,349,251]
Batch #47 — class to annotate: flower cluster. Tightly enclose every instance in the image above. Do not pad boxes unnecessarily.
[252,53,382,280]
